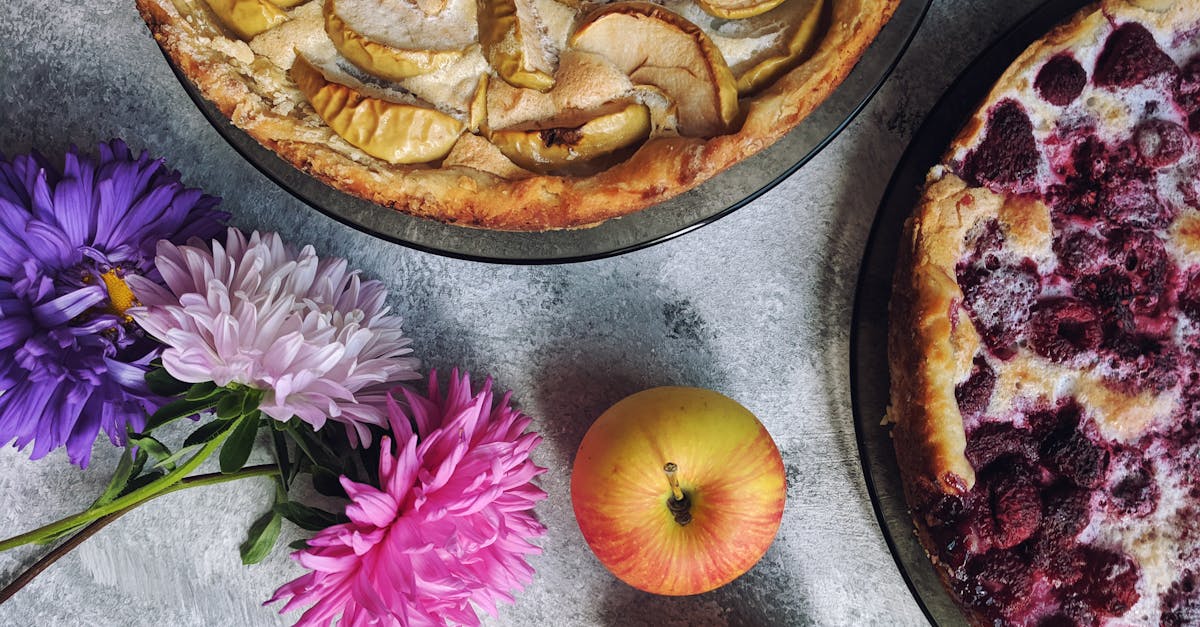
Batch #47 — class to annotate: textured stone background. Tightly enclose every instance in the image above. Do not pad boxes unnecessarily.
[0,1,1042,625]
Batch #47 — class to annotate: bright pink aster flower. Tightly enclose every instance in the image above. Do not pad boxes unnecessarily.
[268,370,547,627]
[126,228,419,445]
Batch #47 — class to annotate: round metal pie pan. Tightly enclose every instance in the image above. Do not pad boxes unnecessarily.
[159,0,931,263]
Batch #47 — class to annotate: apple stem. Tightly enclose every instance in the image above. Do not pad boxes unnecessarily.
[663,462,692,526]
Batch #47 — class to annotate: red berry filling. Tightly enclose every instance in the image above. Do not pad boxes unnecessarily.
[1134,120,1191,168]
[1107,448,1158,517]
[1028,298,1103,362]
[1036,54,1087,106]
[922,400,1148,624]
[961,100,1040,193]
[1093,22,1178,88]
[1162,571,1200,627]
[956,355,997,419]
[1176,57,1200,133]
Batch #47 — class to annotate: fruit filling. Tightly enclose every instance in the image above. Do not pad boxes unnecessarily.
[927,20,1200,625]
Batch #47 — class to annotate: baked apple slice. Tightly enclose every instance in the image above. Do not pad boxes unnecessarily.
[479,0,558,91]
[695,0,786,20]
[290,54,465,164]
[203,0,288,40]
[324,0,476,80]
[490,101,651,175]
[569,2,738,137]
[735,0,826,95]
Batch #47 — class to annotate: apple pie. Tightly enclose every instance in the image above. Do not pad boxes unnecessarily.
[889,1,1200,624]
[135,0,897,230]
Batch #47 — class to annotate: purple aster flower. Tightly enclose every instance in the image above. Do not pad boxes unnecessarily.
[0,140,227,467]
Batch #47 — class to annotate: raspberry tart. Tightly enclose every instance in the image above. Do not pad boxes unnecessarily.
[135,0,896,230]
[889,1,1200,624]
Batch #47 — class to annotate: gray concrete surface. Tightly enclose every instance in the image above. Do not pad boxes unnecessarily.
[0,1,1042,625]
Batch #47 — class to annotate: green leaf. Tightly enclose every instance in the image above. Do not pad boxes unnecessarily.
[311,466,346,498]
[185,381,221,402]
[147,443,203,471]
[144,396,216,433]
[90,448,147,509]
[145,367,191,397]
[241,388,263,415]
[284,421,339,467]
[220,411,262,474]
[182,418,234,448]
[128,434,175,472]
[239,509,282,565]
[287,538,309,551]
[272,430,294,491]
[273,502,346,531]
[215,393,243,421]
[119,470,165,496]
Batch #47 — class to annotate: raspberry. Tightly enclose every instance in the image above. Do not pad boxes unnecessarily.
[1108,452,1158,517]
[1035,483,1091,559]
[1073,546,1141,616]
[966,421,1036,470]
[1036,54,1087,106]
[1093,22,1178,88]
[1102,333,1180,394]
[956,355,996,419]
[1175,56,1200,131]
[1028,299,1103,362]
[1105,227,1171,317]
[989,464,1043,549]
[957,549,1035,620]
[961,99,1040,193]
[1074,267,1134,332]
[1179,270,1200,321]
[1099,174,1173,228]
[1053,229,1106,277]
[1040,421,1110,489]
[1133,119,1191,168]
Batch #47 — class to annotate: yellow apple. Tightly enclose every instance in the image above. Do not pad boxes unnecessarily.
[203,0,288,40]
[490,101,651,175]
[479,0,557,91]
[569,2,739,137]
[469,74,489,134]
[695,0,786,20]
[571,387,786,596]
[290,54,465,164]
[324,0,473,80]
[736,0,826,95]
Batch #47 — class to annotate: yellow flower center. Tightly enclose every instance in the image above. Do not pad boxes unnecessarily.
[100,269,138,319]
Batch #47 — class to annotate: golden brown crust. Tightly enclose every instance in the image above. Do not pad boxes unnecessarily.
[135,0,898,231]
[889,172,993,499]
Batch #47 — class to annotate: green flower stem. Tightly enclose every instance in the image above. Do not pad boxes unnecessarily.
[0,427,235,552]
[0,464,278,605]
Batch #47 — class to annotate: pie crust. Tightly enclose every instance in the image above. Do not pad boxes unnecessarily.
[890,1,1200,624]
[135,0,897,231]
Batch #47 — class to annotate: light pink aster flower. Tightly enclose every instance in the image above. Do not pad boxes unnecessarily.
[268,370,547,627]
[126,228,419,445]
